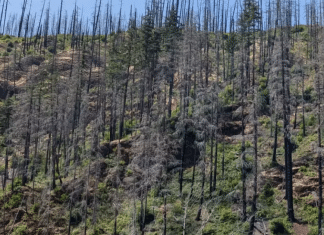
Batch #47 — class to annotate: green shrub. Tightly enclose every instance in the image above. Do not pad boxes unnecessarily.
[60,193,68,202]
[225,32,238,52]
[259,183,275,206]
[188,105,193,117]
[299,166,316,177]
[0,164,5,175]
[98,182,108,194]
[12,176,22,189]
[203,223,217,235]
[189,88,195,97]
[107,213,131,234]
[299,166,307,172]
[171,106,180,118]
[308,225,318,235]
[71,228,81,235]
[300,30,310,42]
[304,86,313,101]
[202,206,241,234]
[126,168,133,176]
[92,226,106,235]
[4,193,22,209]
[47,46,55,53]
[27,49,34,55]
[301,204,318,225]
[31,203,40,213]
[258,77,269,110]
[246,141,252,148]
[219,207,238,223]
[291,25,305,33]
[260,88,269,103]
[70,208,82,225]
[171,200,183,215]
[307,114,316,126]
[124,119,136,135]
[219,85,234,105]
[2,35,11,39]
[54,186,61,193]
[12,224,27,235]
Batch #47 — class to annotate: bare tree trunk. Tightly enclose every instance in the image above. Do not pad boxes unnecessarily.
[22,86,33,186]
[168,72,174,118]
[179,125,187,196]
[293,81,299,129]
[196,135,206,221]
[281,26,294,222]
[45,133,51,175]
[213,129,218,192]
[249,32,258,234]
[302,71,306,136]
[110,83,117,142]
[190,146,196,198]
[4,143,9,188]
[209,127,214,195]
[84,163,90,235]
[272,114,278,165]
[119,73,129,138]
[316,66,322,235]
[87,0,102,93]
[241,45,247,221]
[68,165,77,235]
[163,195,167,235]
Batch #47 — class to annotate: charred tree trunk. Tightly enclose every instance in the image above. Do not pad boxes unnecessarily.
[22,86,33,186]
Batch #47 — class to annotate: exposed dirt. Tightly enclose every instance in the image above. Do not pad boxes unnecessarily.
[292,222,309,235]
[261,163,323,199]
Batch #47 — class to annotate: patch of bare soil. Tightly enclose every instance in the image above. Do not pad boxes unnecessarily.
[260,162,322,199]
[171,97,177,111]
[261,167,285,188]
[292,222,309,235]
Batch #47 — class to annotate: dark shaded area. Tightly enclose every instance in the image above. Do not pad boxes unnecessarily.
[90,161,108,178]
[70,211,82,225]
[145,213,155,224]
[138,212,155,225]
[0,82,16,99]
[173,128,200,169]
[221,122,242,136]
[84,54,104,67]
[222,104,240,113]
[17,56,45,71]
[99,139,132,164]
[15,209,25,223]
[272,222,290,234]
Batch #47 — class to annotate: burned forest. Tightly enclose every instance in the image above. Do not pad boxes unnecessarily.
[1,0,324,234]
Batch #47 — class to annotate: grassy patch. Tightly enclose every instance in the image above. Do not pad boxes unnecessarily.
[299,165,316,177]
[4,193,22,209]
[12,224,27,235]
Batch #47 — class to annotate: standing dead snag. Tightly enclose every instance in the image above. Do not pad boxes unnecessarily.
[22,72,34,186]
[314,62,323,234]
[249,16,259,234]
